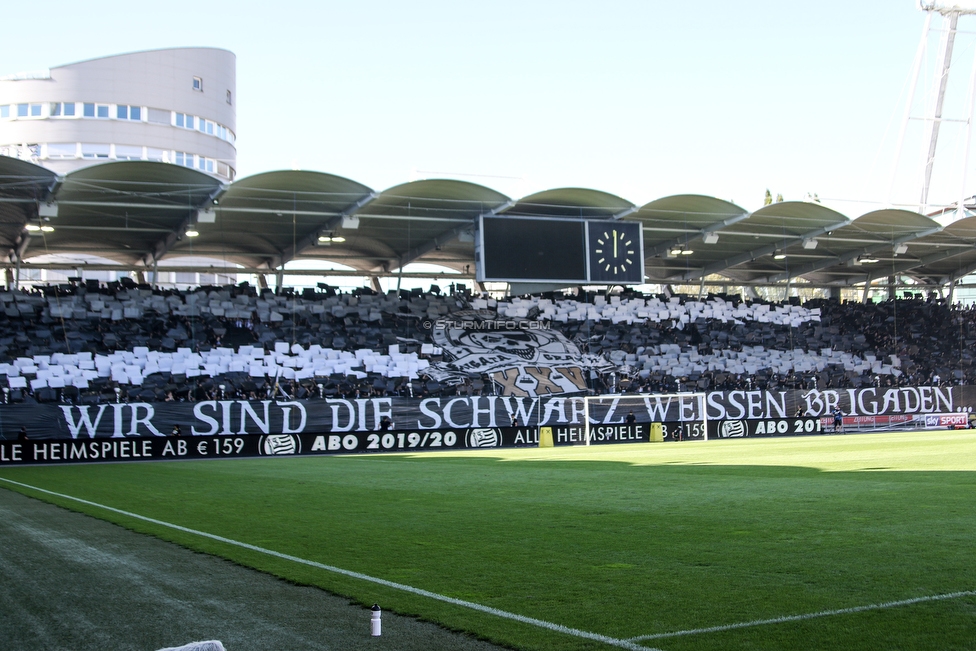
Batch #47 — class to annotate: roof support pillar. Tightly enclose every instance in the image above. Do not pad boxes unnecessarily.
[257,274,268,290]
[5,268,12,291]
[276,268,284,292]
[948,279,957,304]
[370,276,382,293]
[862,281,872,304]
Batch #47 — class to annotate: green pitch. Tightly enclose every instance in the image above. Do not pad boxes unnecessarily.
[2,431,975,651]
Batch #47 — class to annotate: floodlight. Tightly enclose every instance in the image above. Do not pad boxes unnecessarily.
[702,233,719,244]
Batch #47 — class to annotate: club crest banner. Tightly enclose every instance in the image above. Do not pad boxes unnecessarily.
[426,310,613,396]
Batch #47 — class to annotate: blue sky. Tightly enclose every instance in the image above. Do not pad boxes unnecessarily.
[5,1,975,215]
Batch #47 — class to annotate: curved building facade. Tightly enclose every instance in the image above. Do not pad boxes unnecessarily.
[0,48,236,180]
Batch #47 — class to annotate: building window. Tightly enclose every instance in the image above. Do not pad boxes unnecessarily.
[226,90,232,105]
[46,143,78,159]
[147,107,169,124]
[174,152,195,168]
[50,102,76,117]
[175,112,195,129]
[83,103,110,118]
[81,144,111,159]
[116,105,142,121]
[192,76,203,91]
[146,147,166,162]
[0,106,8,119]
[115,145,143,160]
[15,103,43,118]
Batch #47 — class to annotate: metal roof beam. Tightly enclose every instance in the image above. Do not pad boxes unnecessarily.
[344,212,475,223]
[141,185,225,267]
[853,246,967,285]
[386,223,471,273]
[45,175,63,202]
[676,218,850,281]
[611,206,638,220]
[269,191,379,269]
[944,258,976,283]
[643,211,752,258]
[54,200,204,210]
[763,226,943,283]
[381,199,516,272]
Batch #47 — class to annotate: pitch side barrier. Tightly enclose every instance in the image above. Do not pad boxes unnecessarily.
[1,414,970,466]
[0,385,971,442]
[0,424,693,466]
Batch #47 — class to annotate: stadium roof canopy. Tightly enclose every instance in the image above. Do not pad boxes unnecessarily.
[2,154,976,289]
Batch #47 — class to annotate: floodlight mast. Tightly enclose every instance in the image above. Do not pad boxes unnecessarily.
[890,2,976,220]
[918,0,976,15]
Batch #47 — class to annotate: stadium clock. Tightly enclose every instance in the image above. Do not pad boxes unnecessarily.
[586,221,644,284]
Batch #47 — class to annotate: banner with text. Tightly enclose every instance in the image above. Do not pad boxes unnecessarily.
[0,385,971,441]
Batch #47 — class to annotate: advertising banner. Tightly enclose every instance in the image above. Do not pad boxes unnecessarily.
[709,417,823,439]
[0,426,545,466]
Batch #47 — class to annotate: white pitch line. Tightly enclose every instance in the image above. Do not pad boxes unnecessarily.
[0,477,660,651]
[628,589,976,642]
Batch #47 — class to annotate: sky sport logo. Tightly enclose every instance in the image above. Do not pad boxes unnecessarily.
[260,434,301,455]
[424,319,552,331]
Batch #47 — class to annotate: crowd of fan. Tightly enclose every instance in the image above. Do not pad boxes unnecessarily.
[0,277,969,405]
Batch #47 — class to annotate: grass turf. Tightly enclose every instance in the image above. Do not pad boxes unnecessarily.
[2,430,975,650]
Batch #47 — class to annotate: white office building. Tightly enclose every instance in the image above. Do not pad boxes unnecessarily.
[0,48,236,180]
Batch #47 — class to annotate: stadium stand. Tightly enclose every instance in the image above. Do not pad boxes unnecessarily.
[0,280,968,404]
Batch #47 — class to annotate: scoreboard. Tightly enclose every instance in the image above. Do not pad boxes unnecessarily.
[477,216,644,284]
